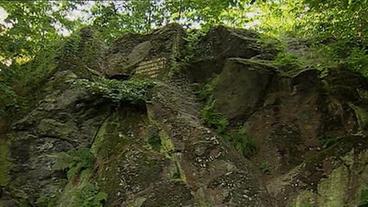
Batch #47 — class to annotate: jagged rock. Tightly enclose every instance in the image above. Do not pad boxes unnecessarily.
[105,23,185,79]
[2,25,368,207]
[187,26,277,83]
[56,28,106,78]
[147,82,273,207]
[212,58,276,121]
[1,71,111,206]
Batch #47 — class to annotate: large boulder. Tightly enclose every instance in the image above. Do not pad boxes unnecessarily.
[1,71,111,206]
[212,58,276,121]
[187,26,278,83]
[105,23,186,79]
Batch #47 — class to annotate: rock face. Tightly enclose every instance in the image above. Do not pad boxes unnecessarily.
[187,26,277,83]
[212,58,276,120]
[1,70,111,206]
[105,23,185,79]
[1,24,368,207]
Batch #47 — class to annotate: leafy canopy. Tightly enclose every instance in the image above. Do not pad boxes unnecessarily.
[2,0,368,118]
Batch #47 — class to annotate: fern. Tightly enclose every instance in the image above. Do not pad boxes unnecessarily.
[74,78,155,104]
[52,148,95,180]
[201,100,229,134]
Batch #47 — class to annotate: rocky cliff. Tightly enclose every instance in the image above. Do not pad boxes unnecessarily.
[1,24,368,207]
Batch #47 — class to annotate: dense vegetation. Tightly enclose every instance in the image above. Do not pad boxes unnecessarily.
[1,1,368,206]
[1,0,367,119]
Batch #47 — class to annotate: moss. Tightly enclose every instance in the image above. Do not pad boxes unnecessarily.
[90,116,110,156]
[359,186,368,206]
[127,197,147,207]
[198,75,220,102]
[194,188,214,207]
[146,126,162,151]
[52,148,95,180]
[74,78,155,105]
[90,110,140,160]
[91,108,173,205]
[225,127,257,158]
[273,52,303,73]
[291,190,315,207]
[166,157,186,182]
[96,149,164,205]
[259,161,271,175]
[349,103,368,130]
[56,169,107,207]
[159,130,175,153]
[290,149,368,207]
[317,165,349,207]
[0,138,10,186]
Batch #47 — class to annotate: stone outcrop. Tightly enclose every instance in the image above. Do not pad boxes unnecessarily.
[105,23,185,79]
[187,26,278,83]
[1,24,368,207]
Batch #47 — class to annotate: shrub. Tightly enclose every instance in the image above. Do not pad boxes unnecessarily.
[74,78,155,105]
[200,100,229,134]
[360,186,368,207]
[51,148,107,207]
[259,161,271,175]
[273,52,302,72]
[78,182,108,207]
[226,127,257,158]
[52,148,95,179]
[347,48,368,77]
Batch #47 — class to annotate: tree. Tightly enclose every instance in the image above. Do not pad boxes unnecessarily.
[0,0,82,63]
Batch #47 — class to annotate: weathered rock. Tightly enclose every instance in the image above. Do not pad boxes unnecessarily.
[240,68,368,206]
[2,71,111,206]
[90,108,197,206]
[57,27,106,78]
[147,82,274,207]
[2,25,368,207]
[212,58,276,121]
[187,26,277,83]
[105,23,185,79]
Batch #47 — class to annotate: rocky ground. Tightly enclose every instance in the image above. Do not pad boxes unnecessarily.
[1,24,368,207]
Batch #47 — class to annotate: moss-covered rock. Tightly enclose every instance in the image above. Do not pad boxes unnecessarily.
[187,26,277,83]
[288,149,368,207]
[0,138,10,187]
[3,24,368,207]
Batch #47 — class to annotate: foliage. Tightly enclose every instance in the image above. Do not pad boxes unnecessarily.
[91,1,165,41]
[360,186,368,207]
[302,0,368,45]
[226,126,257,158]
[197,75,219,102]
[198,76,257,157]
[252,0,304,38]
[201,100,229,134]
[259,161,271,174]
[0,40,60,118]
[87,0,252,42]
[52,148,95,180]
[198,75,229,134]
[77,182,108,207]
[346,48,368,77]
[0,81,18,115]
[252,0,368,76]
[182,28,209,64]
[56,27,106,76]
[319,136,341,149]
[147,129,162,151]
[273,51,302,72]
[51,148,107,207]
[0,1,81,62]
[74,78,155,105]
